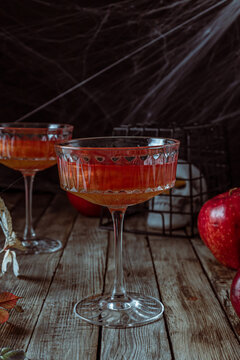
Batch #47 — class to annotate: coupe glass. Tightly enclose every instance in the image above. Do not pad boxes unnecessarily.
[55,136,179,328]
[0,122,73,254]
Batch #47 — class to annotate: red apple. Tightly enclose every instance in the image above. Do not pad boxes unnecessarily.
[230,269,240,318]
[197,188,240,269]
[67,192,102,217]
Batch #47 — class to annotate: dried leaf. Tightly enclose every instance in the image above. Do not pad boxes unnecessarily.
[0,292,22,310]
[13,305,24,313]
[0,197,25,253]
[0,308,9,324]
[11,251,19,277]
[1,250,13,275]
[0,198,13,238]
[3,234,26,252]
[0,250,20,277]
[0,349,11,356]
[0,348,27,360]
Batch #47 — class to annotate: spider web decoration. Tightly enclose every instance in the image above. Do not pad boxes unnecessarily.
[0,0,240,190]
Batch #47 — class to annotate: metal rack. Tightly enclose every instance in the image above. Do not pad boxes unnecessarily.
[99,123,232,237]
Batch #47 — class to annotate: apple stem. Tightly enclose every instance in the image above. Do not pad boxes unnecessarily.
[229,188,238,196]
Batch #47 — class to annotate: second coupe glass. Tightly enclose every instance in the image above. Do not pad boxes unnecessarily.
[0,122,73,254]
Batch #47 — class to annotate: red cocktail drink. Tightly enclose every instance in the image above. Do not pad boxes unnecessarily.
[55,136,179,328]
[59,162,177,207]
[0,138,57,173]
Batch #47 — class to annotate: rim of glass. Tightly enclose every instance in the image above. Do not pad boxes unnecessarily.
[0,122,74,131]
[55,136,180,151]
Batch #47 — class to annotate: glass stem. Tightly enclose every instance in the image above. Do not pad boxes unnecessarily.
[110,208,127,300]
[23,173,36,241]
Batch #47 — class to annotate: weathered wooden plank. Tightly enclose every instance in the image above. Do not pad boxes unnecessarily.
[1,192,239,359]
[100,214,172,360]
[150,235,240,360]
[0,192,77,353]
[26,214,108,360]
[191,236,240,339]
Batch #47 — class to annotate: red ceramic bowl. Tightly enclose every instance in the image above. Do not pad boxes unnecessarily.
[67,192,102,217]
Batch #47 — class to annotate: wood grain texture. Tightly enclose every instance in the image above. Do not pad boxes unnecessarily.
[1,193,240,360]
[191,236,240,340]
[27,214,108,360]
[150,236,240,360]
[101,215,171,360]
[0,192,77,352]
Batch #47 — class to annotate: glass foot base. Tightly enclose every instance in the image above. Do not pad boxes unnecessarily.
[20,238,62,255]
[74,293,164,328]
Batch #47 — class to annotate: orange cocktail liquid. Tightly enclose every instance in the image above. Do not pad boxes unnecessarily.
[59,161,177,208]
[0,139,57,173]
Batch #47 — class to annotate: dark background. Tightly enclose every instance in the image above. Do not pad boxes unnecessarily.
[0,1,239,193]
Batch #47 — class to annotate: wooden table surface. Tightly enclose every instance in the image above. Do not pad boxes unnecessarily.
[0,190,240,360]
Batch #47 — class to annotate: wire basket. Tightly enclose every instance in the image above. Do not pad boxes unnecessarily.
[99,123,232,237]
